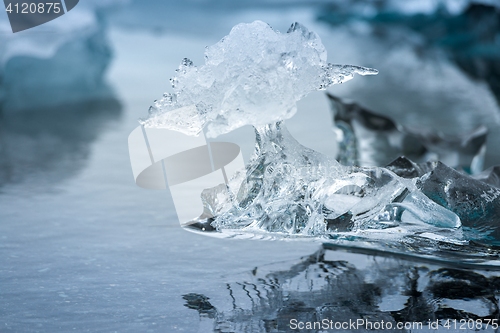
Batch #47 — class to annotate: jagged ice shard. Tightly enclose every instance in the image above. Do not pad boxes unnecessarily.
[140,21,500,265]
[141,21,377,137]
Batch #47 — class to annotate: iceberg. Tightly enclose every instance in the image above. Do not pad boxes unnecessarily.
[0,0,125,113]
[328,94,488,173]
[211,122,460,235]
[388,157,500,245]
[139,21,500,263]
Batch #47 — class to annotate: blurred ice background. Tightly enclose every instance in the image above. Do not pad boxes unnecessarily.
[1,0,500,332]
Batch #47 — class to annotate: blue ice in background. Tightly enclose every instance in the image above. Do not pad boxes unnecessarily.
[1,0,500,332]
[0,0,127,112]
[0,0,124,187]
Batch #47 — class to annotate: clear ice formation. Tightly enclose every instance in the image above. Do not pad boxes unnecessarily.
[387,157,500,245]
[210,122,460,236]
[328,93,488,174]
[143,21,500,262]
[140,21,378,137]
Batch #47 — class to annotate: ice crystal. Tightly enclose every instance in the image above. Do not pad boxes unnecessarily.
[211,122,461,240]
[140,21,377,137]
[140,21,500,262]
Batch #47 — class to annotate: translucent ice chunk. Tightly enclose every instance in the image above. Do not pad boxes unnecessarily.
[141,21,377,137]
[473,166,500,188]
[385,156,437,179]
[328,94,488,173]
[137,20,500,263]
[387,156,500,245]
[211,122,461,239]
[417,162,500,245]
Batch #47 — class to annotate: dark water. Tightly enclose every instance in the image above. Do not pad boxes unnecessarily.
[185,246,500,332]
[1,1,500,332]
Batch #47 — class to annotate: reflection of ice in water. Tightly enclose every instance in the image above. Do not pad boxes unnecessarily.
[183,246,500,332]
[0,1,125,186]
[140,20,500,262]
[0,98,121,188]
